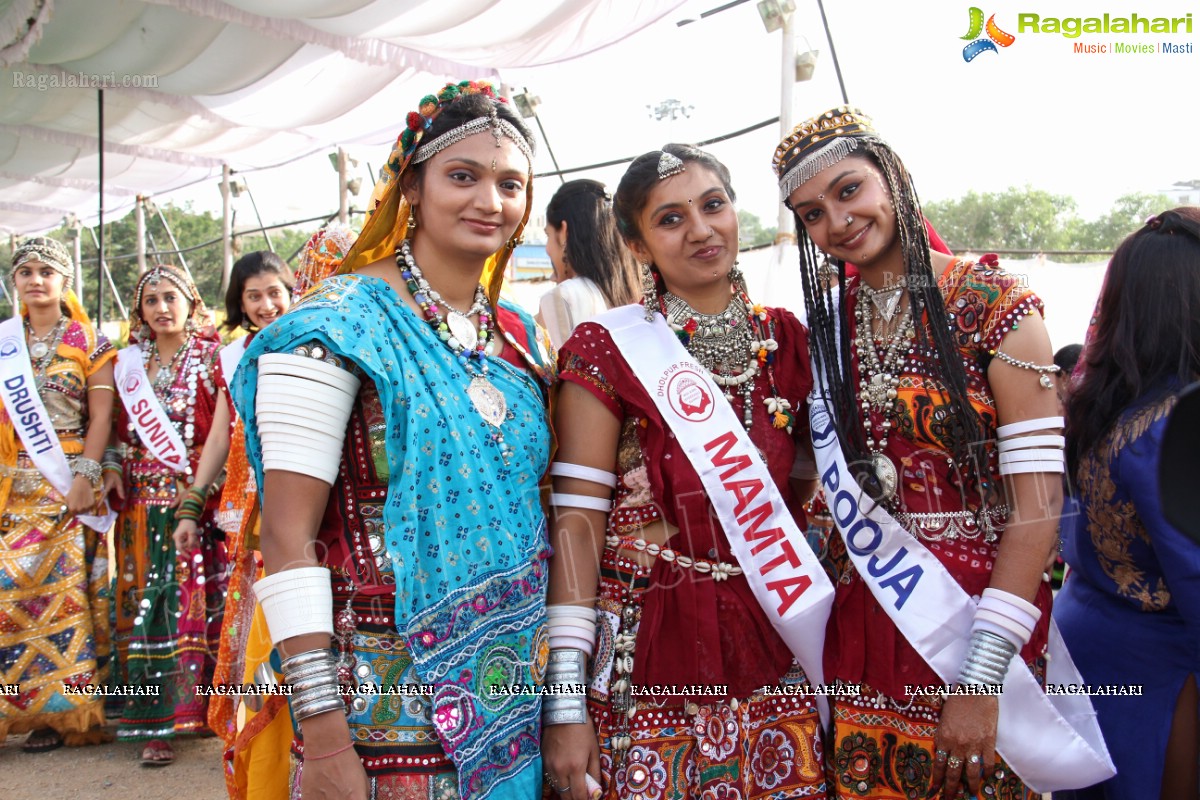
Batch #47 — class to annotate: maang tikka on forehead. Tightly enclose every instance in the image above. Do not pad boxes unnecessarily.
[657,151,686,180]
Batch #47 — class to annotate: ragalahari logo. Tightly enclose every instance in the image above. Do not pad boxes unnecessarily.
[962,7,1016,61]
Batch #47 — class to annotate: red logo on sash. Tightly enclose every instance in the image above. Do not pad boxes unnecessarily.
[667,369,714,422]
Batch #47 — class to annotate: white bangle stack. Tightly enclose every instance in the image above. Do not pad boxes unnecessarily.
[543,648,589,726]
[253,566,335,645]
[997,417,1065,476]
[548,461,617,512]
[547,604,597,656]
[256,353,360,485]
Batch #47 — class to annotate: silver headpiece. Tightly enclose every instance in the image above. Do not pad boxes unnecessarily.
[657,151,686,180]
[412,107,534,166]
[12,236,74,292]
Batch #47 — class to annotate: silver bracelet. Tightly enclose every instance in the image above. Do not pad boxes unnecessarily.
[957,630,1017,687]
[282,649,346,722]
[543,649,588,726]
[71,456,102,488]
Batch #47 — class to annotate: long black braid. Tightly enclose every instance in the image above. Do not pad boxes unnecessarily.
[794,138,993,509]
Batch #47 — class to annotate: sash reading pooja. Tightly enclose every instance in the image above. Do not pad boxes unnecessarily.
[0,317,115,531]
[593,304,834,723]
[114,348,189,472]
[807,328,1115,790]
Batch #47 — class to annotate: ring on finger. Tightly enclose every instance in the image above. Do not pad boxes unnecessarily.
[968,754,982,766]
[947,755,963,769]
[934,748,948,762]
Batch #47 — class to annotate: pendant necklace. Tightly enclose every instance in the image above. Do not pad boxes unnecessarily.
[26,316,67,391]
[660,282,794,433]
[397,240,511,462]
[853,281,914,502]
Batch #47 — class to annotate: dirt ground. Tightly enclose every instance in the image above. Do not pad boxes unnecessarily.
[1,731,228,800]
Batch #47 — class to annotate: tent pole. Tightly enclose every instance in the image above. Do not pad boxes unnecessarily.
[221,164,233,295]
[337,148,349,226]
[776,9,796,242]
[135,195,147,273]
[97,89,104,323]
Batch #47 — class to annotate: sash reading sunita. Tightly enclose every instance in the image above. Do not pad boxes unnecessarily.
[114,348,189,472]
[593,304,834,724]
[806,287,1114,791]
[0,317,116,532]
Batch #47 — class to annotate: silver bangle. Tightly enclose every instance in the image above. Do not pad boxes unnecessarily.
[71,456,102,488]
[293,697,347,722]
[281,649,337,672]
[957,630,1017,687]
[543,648,589,726]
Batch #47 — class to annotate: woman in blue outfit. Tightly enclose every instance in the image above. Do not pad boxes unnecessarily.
[231,81,553,800]
[1054,206,1200,800]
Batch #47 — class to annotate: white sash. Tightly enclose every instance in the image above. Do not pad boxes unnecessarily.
[594,305,835,724]
[0,317,116,532]
[808,379,1114,791]
[219,336,248,390]
[114,348,189,473]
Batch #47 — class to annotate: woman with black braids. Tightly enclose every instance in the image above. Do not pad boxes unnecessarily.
[773,107,1114,798]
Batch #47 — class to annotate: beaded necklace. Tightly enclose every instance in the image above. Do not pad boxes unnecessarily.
[852,280,915,502]
[25,315,67,389]
[659,284,794,432]
[396,240,511,463]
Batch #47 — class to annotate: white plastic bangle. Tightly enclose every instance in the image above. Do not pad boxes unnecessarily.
[996,416,1064,438]
[997,434,1065,453]
[999,459,1065,476]
[257,357,359,485]
[982,588,1041,619]
[260,354,360,394]
[973,608,1031,647]
[977,598,1038,634]
[547,605,598,621]
[999,449,1065,466]
[550,462,618,489]
[549,493,612,512]
[254,567,334,645]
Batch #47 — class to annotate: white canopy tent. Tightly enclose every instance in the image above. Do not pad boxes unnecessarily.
[0,0,687,236]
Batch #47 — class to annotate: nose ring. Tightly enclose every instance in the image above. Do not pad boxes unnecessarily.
[845,215,854,225]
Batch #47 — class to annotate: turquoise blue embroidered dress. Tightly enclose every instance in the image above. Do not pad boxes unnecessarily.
[232,275,552,800]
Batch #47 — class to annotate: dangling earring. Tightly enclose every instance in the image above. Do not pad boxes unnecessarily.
[729,261,749,298]
[406,205,418,239]
[640,262,659,323]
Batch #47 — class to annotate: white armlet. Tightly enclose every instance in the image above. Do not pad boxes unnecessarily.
[549,493,613,512]
[253,566,334,645]
[256,353,360,485]
[549,462,618,489]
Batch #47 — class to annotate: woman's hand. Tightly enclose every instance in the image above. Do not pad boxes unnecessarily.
[542,718,602,800]
[101,469,124,504]
[66,475,95,515]
[930,693,998,798]
[297,712,369,800]
[173,519,200,555]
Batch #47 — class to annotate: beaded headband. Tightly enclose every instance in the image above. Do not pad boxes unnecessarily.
[12,236,73,289]
[657,151,686,180]
[133,264,197,315]
[773,105,877,200]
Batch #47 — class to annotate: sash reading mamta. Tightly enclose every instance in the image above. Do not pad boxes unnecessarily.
[589,304,833,724]
[703,431,812,613]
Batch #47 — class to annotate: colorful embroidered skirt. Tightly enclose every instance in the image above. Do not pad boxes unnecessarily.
[0,460,110,738]
[112,497,227,740]
[287,586,459,799]
[588,546,828,799]
[827,687,1037,799]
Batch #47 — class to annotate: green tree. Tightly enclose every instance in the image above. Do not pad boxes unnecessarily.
[1071,192,1171,253]
[923,185,1079,254]
[738,209,777,249]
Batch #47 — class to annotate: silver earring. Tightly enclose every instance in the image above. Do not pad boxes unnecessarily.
[640,262,659,322]
[845,215,854,225]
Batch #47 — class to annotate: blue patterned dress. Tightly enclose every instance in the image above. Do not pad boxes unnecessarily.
[233,275,553,800]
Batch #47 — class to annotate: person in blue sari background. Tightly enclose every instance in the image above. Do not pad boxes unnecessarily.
[1054,206,1200,800]
[231,81,553,800]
